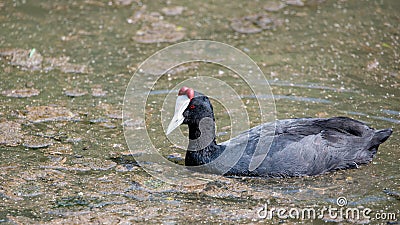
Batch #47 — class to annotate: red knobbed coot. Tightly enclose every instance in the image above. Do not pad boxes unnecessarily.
[166,86,393,178]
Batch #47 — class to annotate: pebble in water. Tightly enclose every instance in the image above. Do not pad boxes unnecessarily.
[0,48,43,71]
[230,14,281,34]
[96,103,122,119]
[367,59,379,71]
[1,88,40,98]
[128,5,186,43]
[285,0,304,6]
[44,144,73,155]
[89,118,109,123]
[133,21,185,43]
[25,106,78,123]
[126,5,161,24]
[161,6,186,16]
[113,0,134,6]
[91,86,108,97]
[0,48,90,73]
[100,123,117,129]
[0,121,23,146]
[115,164,139,172]
[45,56,91,74]
[72,158,117,171]
[22,137,53,149]
[41,158,117,172]
[264,1,286,12]
[22,140,53,149]
[64,89,88,97]
[107,112,122,119]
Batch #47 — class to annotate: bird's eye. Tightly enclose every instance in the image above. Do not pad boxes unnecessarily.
[189,105,195,110]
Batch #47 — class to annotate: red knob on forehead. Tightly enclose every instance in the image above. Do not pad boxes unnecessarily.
[178,86,194,100]
[186,88,194,100]
[178,86,189,95]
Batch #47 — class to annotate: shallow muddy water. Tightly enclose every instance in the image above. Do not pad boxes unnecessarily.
[0,0,399,224]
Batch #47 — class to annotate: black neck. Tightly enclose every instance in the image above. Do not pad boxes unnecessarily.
[185,118,225,166]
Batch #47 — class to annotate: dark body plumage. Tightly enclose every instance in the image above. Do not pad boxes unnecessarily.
[181,92,392,178]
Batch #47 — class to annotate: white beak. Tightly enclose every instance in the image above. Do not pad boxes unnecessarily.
[166,95,191,135]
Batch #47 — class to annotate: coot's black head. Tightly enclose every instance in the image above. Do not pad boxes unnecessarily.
[166,86,214,135]
[182,94,215,125]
